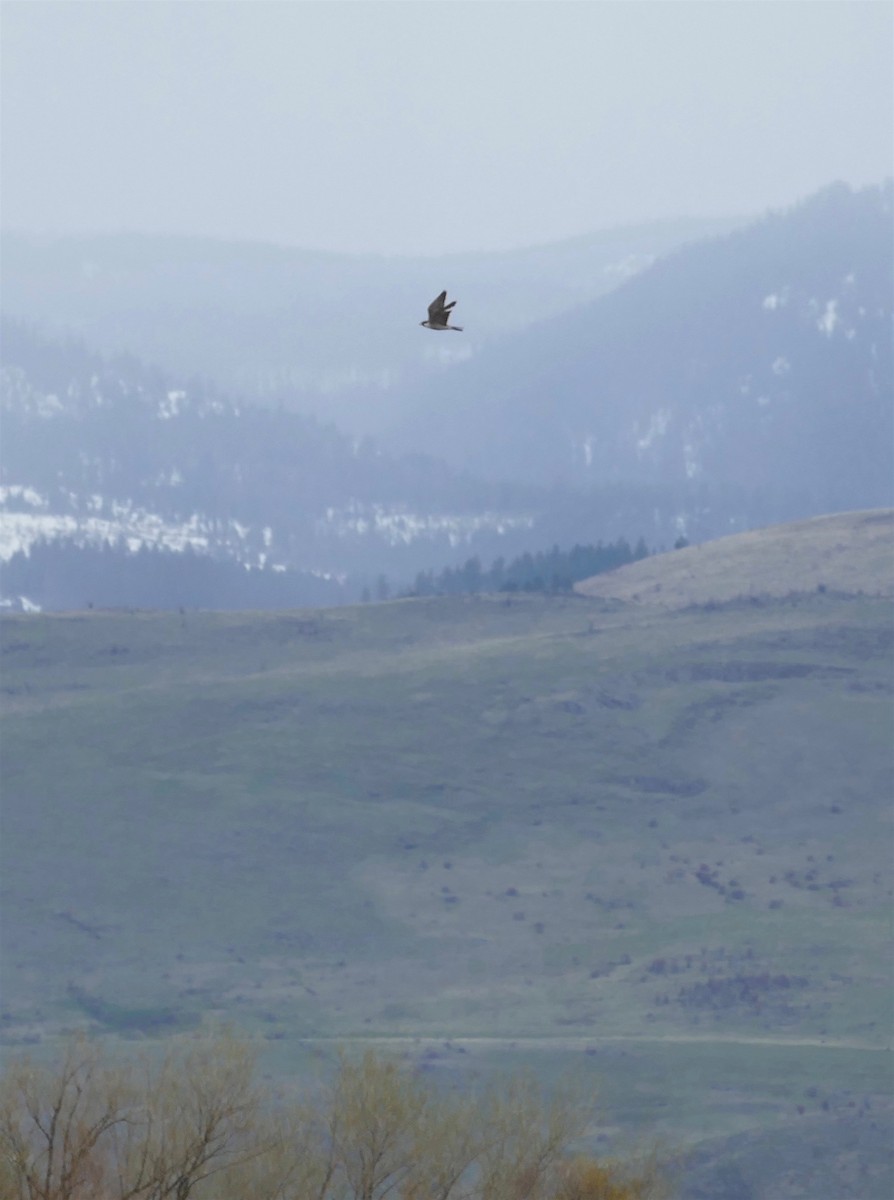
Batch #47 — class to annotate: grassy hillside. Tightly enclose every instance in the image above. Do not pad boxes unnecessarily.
[576,509,894,608]
[2,547,892,1194]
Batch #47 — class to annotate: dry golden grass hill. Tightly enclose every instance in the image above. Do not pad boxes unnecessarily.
[575,508,894,609]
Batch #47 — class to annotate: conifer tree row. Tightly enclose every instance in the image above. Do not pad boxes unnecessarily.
[410,537,650,598]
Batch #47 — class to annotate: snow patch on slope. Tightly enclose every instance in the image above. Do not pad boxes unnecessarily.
[817,299,839,337]
[635,410,671,454]
[0,508,213,562]
[158,390,186,419]
[318,503,534,548]
[0,485,49,510]
[602,253,655,283]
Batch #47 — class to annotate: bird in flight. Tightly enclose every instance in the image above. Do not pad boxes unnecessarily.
[421,290,463,331]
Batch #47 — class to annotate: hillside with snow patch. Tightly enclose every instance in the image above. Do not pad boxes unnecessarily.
[386,182,893,512]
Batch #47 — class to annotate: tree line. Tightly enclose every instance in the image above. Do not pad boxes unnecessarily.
[407,538,650,598]
[0,1034,668,1200]
[1,534,650,612]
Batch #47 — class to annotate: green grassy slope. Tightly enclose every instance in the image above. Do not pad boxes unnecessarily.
[2,575,892,1194]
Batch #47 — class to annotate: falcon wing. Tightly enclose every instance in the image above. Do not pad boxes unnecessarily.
[427,291,448,322]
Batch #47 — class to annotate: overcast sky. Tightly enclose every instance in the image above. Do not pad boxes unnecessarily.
[2,1,891,256]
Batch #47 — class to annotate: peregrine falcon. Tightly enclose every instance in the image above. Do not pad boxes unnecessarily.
[421,290,463,331]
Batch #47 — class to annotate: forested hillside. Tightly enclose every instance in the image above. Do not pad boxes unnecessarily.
[0,319,550,605]
[1,321,751,612]
[4,183,890,613]
[388,182,894,512]
[0,214,741,426]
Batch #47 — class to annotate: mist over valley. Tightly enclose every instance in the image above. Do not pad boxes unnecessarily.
[1,3,892,1196]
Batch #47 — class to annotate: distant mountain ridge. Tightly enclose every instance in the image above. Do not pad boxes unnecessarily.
[0,214,742,432]
[3,320,813,613]
[387,181,893,512]
[0,318,555,607]
[2,183,891,612]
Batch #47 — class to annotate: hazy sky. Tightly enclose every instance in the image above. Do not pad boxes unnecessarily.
[2,1,891,256]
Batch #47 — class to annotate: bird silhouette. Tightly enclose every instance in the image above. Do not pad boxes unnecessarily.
[421,290,463,331]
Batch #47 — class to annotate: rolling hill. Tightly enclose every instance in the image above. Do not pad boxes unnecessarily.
[1,511,892,1196]
[575,509,894,608]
